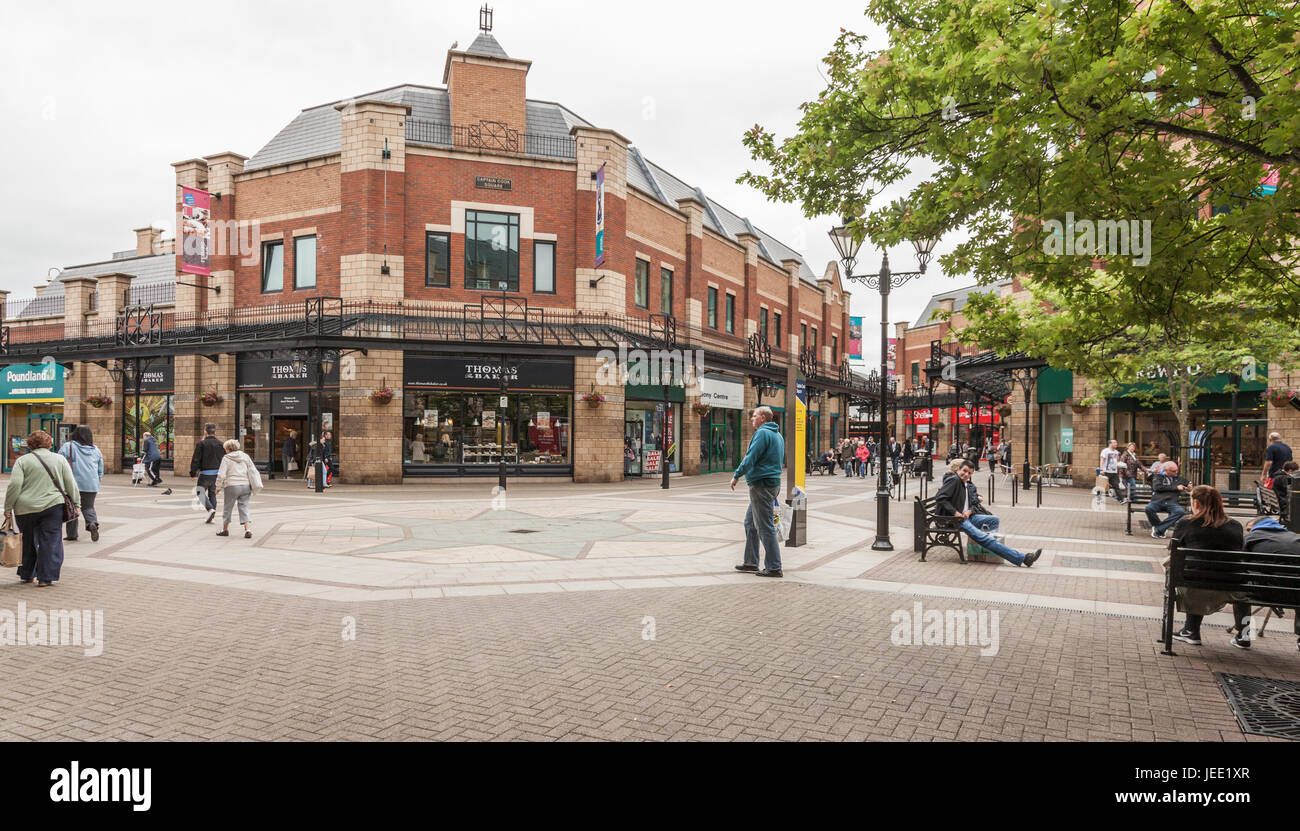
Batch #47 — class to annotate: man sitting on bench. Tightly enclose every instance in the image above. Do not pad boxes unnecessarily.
[1146,461,1190,539]
[1244,515,1300,652]
[815,448,837,475]
[935,460,1042,567]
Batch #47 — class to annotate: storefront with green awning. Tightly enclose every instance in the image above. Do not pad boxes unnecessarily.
[0,362,65,472]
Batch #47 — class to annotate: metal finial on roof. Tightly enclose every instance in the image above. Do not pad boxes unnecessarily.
[480,4,493,32]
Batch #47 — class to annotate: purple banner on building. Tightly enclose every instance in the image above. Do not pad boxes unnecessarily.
[180,186,211,276]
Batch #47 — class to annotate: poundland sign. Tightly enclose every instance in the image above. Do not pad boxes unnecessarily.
[0,363,64,403]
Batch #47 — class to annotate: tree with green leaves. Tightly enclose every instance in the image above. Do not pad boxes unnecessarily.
[741,0,1300,455]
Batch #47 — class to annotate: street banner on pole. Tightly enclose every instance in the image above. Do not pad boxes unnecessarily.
[180,186,211,276]
[848,317,863,360]
[595,162,606,267]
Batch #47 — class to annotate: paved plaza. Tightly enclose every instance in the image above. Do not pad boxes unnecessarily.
[1,470,1297,741]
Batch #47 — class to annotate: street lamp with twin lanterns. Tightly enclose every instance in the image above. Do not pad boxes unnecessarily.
[829,218,938,551]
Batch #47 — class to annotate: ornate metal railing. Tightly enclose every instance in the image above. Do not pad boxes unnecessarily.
[405,118,576,160]
[0,298,865,392]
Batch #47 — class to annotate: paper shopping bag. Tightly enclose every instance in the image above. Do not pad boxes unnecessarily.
[1,517,22,568]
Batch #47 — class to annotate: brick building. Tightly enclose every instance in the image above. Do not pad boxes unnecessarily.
[0,18,867,483]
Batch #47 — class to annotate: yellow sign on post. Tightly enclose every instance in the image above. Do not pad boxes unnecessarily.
[794,379,807,490]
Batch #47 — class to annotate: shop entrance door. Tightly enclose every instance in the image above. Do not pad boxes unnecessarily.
[273,417,307,478]
[1208,419,1267,489]
[705,422,728,473]
[624,416,643,477]
[37,415,62,449]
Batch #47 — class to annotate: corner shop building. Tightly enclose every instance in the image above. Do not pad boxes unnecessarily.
[1,24,868,483]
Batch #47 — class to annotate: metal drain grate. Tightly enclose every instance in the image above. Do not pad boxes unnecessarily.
[1215,673,1300,740]
[508,529,540,534]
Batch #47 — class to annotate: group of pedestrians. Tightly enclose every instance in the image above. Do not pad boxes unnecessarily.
[190,423,263,538]
[945,438,1011,473]
[828,436,923,480]
[3,428,101,587]
[284,430,334,488]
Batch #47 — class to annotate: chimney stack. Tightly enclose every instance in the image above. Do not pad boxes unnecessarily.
[134,226,162,257]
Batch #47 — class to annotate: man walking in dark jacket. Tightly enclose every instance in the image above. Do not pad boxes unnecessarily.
[936,461,1042,567]
[190,423,227,524]
[141,432,163,486]
[731,406,785,577]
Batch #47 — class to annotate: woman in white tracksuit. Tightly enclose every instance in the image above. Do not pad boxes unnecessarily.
[213,439,263,539]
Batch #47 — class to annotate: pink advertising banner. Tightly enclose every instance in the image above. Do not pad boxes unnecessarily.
[180,186,211,276]
[848,317,863,360]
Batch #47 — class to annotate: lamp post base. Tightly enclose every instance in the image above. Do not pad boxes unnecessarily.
[872,490,893,550]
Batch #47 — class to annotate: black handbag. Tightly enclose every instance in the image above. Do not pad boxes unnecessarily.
[32,451,80,524]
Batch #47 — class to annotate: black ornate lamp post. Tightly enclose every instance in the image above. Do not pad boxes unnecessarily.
[1009,367,1038,490]
[831,220,937,551]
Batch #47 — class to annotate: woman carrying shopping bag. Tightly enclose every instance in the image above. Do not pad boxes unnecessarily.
[58,426,104,542]
[304,437,324,489]
[214,439,264,539]
[4,430,80,586]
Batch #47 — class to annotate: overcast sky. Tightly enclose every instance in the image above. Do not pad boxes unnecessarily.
[0,0,973,367]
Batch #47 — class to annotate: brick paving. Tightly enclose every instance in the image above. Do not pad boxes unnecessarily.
[0,471,1296,740]
[1,566,1297,741]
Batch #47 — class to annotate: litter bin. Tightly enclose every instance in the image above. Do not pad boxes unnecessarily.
[786,486,807,547]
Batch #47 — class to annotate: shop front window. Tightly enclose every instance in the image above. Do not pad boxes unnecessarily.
[402,390,570,466]
[123,394,173,463]
[239,392,272,465]
[626,402,679,475]
[1040,403,1074,467]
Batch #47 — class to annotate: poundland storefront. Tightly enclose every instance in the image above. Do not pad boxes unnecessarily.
[0,362,65,472]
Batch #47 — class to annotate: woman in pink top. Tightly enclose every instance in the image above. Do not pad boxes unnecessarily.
[855,443,870,479]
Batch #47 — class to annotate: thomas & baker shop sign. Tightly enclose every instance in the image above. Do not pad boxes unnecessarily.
[236,357,340,390]
[403,356,572,393]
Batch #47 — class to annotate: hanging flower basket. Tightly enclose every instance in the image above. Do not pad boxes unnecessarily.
[996,404,1013,418]
[580,392,606,408]
[692,403,712,416]
[198,391,224,407]
[369,386,395,405]
[1066,396,1100,414]
[86,394,113,409]
[1267,388,1298,408]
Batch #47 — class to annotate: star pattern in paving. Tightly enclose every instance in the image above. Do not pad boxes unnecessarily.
[350,509,723,559]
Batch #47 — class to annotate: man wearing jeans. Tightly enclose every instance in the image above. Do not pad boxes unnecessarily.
[731,406,785,578]
[936,461,1042,567]
[1145,461,1190,539]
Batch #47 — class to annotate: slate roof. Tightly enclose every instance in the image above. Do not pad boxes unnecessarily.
[466,32,509,58]
[911,279,1013,329]
[239,62,823,284]
[12,253,175,319]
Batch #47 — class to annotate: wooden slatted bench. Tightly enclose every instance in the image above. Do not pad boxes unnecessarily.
[913,495,966,564]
